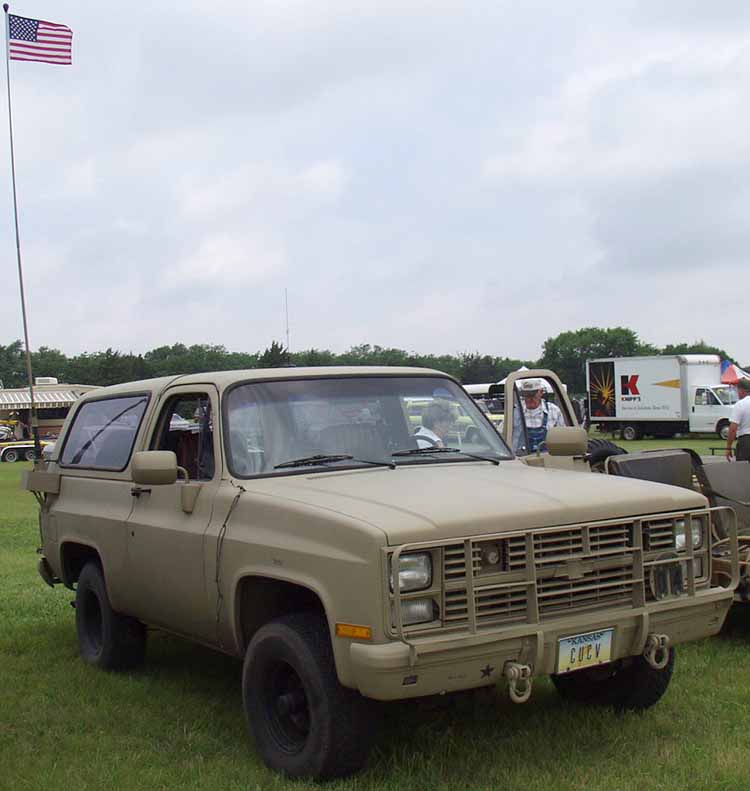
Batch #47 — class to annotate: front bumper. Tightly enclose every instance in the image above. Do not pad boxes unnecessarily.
[351,584,733,701]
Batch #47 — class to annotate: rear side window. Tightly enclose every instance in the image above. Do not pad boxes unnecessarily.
[60,395,149,469]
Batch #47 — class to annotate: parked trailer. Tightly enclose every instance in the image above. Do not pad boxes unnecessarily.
[587,354,737,440]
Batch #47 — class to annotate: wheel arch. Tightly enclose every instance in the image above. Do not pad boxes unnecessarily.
[59,541,102,589]
[233,574,333,654]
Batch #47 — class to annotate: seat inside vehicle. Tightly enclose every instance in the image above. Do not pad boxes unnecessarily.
[700,461,750,538]
[318,423,388,460]
[606,450,694,490]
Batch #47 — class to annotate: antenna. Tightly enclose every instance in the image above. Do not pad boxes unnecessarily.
[284,288,290,352]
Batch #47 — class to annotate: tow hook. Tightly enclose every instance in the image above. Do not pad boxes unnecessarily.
[503,661,533,704]
[643,633,671,670]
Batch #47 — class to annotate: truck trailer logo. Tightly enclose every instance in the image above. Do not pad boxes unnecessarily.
[589,362,616,417]
[620,374,641,402]
[621,375,640,396]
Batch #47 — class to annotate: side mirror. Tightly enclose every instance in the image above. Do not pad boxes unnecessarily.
[546,427,588,457]
[132,450,178,485]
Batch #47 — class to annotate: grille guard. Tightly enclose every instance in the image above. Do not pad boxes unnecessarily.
[386,506,739,647]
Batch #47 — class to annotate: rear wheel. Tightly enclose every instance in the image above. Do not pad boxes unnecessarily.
[551,648,675,711]
[242,614,375,779]
[75,561,146,670]
[621,424,641,441]
[3,449,19,463]
[24,448,35,461]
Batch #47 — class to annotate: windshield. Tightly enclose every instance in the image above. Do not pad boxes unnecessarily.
[224,376,512,476]
[713,386,738,405]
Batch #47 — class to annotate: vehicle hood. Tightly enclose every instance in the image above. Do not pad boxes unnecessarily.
[257,461,707,545]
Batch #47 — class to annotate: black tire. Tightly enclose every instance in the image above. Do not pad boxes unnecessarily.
[586,438,627,467]
[718,421,730,441]
[24,448,35,461]
[75,561,146,671]
[621,424,641,441]
[242,614,375,779]
[3,448,19,463]
[551,648,675,711]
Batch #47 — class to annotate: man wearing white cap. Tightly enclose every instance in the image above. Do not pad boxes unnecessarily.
[515,379,566,454]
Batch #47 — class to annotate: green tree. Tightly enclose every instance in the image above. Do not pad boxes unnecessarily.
[539,327,657,394]
[258,341,290,368]
[661,341,736,364]
[0,341,26,388]
[31,346,70,381]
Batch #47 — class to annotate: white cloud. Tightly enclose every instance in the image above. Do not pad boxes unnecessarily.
[2,1,750,364]
[166,232,287,287]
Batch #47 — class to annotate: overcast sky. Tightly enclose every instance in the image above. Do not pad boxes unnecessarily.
[2,1,749,362]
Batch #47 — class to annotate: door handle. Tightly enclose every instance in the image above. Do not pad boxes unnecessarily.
[131,486,152,498]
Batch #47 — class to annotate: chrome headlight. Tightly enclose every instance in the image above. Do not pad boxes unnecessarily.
[390,552,432,592]
[675,518,703,550]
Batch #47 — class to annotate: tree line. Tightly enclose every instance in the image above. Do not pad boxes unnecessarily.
[0,328,740,395]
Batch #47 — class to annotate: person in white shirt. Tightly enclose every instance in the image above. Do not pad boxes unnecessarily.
[726,378,750,461]
[515,378,566,454]
[415,402,454,448]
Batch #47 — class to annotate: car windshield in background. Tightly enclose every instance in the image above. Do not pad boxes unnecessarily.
[714,386,738,405]
[224,376,512,476]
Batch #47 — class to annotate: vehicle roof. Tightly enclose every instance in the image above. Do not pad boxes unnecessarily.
[77,366,450,399]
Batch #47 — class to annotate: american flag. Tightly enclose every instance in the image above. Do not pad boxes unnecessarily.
[8,14,73,65]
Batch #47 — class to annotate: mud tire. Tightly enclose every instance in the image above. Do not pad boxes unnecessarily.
[75,561,146,670]
[242,614,375,779]
[551,648,675,711]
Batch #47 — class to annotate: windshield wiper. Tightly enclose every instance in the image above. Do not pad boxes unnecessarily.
[392,447,500,465]
[275,453,395,470]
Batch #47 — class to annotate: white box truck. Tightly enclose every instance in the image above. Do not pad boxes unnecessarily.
[587,354,737,441]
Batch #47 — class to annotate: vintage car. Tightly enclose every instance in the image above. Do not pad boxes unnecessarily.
[23,367,739,779]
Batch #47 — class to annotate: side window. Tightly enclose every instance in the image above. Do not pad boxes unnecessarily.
[695,388,708,406]
[151,394,215,481]
[60,395,149,469]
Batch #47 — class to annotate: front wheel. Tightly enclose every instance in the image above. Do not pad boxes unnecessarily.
[718,421,730,441]
[242,614,375,779]
[75,561,146,670]
[3,449,19,463]
[551,648,675,711]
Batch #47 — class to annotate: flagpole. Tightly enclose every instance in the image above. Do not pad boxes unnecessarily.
[4,3,42,461]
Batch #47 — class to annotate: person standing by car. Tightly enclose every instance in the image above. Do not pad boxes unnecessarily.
[726,378,750,461]
[515,379,566,454]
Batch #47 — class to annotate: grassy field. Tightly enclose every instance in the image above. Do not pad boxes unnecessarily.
[2,451,750,791]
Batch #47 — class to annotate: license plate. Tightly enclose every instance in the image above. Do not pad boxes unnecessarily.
[556,628,614,674]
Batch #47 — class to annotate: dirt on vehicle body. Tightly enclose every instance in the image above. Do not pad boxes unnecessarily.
[24,366,739,779]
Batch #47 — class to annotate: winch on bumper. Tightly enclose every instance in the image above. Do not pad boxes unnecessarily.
[350,507,739,701]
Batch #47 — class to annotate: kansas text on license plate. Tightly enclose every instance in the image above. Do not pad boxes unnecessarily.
[556,628,614,674]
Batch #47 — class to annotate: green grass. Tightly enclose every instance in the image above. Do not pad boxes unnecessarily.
[591,432,725,456]
[2,456,750,791]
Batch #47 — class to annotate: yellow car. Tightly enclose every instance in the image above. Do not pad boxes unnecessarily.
[0,439,51,462]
